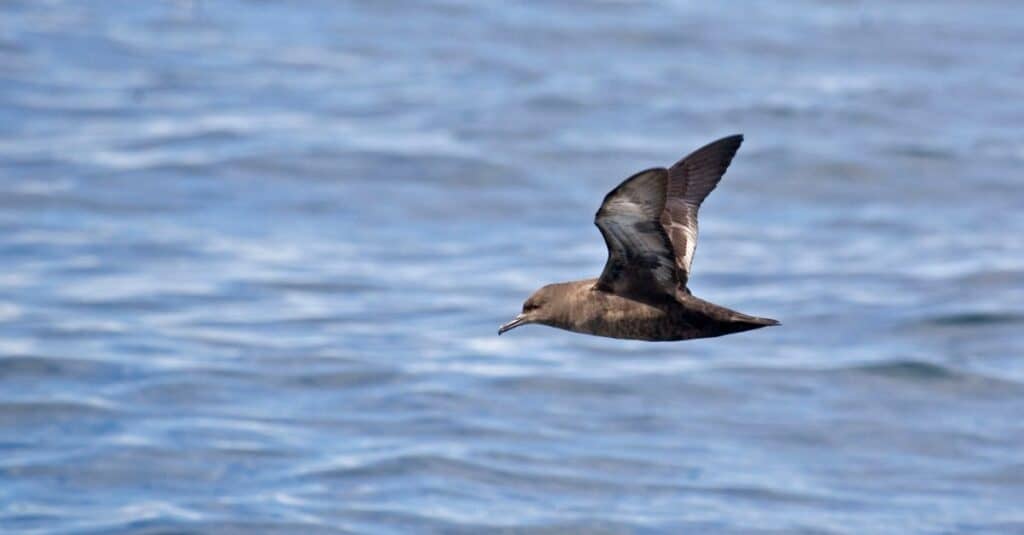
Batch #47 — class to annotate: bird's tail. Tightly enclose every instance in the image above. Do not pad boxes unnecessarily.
[726,313,781,334]
[744,316,780,326]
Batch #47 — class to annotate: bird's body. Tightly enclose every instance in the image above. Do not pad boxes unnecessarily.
[506,279,776,341]
[499,134,779,342]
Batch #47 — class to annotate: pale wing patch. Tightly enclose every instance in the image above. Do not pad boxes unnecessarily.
[661,135,743,287]
[662,199,699,277]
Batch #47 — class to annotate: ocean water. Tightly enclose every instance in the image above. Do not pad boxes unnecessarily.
[1,1,1023,533]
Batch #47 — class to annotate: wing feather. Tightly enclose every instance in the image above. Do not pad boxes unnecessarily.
[660,134,743,288]
[594,168,677,299]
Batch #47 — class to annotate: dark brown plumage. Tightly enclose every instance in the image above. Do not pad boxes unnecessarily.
[499,134,779,341]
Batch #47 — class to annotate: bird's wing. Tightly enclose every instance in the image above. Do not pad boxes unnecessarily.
[593,168,679,299]
[659,134,743,289]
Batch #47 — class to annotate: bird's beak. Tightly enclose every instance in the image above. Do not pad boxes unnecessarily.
[498,314,527,335]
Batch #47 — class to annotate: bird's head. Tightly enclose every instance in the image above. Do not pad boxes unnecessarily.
[498,284,564,335]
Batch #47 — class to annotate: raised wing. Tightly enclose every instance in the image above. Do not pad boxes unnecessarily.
[593,168,678,299]
[660,134,743,289]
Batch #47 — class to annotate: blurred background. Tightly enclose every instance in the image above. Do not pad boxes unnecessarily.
[1,1,1023,533]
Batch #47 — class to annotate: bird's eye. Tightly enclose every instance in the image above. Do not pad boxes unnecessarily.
[523,303,538,312]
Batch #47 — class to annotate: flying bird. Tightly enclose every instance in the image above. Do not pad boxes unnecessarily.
[499,134,778,341]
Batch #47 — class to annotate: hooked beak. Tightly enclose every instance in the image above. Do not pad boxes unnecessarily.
[498,314,527,335]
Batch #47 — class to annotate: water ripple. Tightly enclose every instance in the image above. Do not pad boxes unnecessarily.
[1,0,1023,532]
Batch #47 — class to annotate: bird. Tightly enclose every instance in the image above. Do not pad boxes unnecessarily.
[498,134,778,341]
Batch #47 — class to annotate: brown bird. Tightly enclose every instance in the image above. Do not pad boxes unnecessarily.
[498,134,778,341]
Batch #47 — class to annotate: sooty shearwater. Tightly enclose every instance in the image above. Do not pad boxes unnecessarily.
[499,134,779,341]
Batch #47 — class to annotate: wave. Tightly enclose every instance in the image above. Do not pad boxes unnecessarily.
[921,312,1024,327]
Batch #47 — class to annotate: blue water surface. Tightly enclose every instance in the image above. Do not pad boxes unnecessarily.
[1,1,1023,533]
